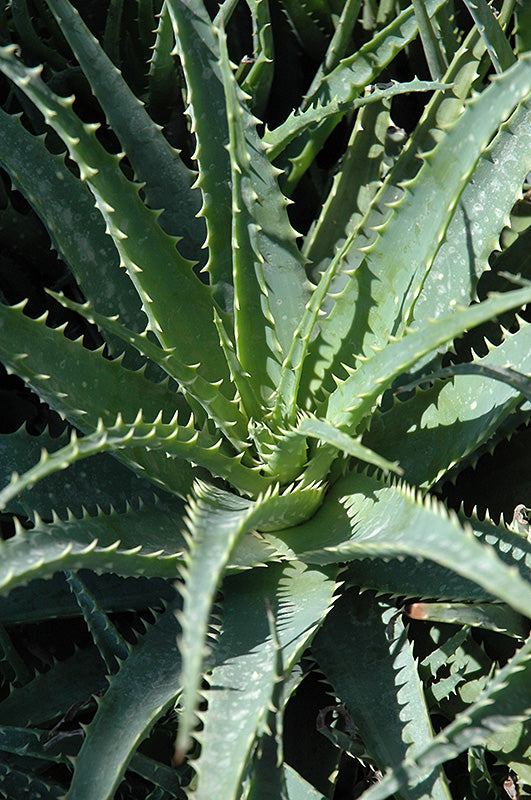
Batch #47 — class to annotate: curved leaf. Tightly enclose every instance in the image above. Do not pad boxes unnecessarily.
[360,632,531,800]
[330,55,531,367]
[0,44,227,390]
[65,570,129,673]
[0,647,107,726]
[168,0,310,359]
[266,470,531,619]
[278,0,448,192]
[462,0,515,73]
[0,502,186,596]
[263,80,449,161]
[44,0,205,261]
[364,318,531,488]
[66,606,184,800]
[313,591,451,799]
[192,561,337,800]
[0,412,268,507]
[0,107,145,343]
[0,426,164,519]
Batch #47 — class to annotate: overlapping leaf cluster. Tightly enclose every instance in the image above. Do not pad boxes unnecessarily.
[0,0,531,797]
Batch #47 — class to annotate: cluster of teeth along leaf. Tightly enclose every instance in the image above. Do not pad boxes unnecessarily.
[3,0,531,798]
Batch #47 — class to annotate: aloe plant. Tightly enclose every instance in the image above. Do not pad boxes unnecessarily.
[1,0,531,797]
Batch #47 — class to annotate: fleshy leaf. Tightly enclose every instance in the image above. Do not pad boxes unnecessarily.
[262,79,449,161]
[175,480,324,758]
[462,0,516,73]
[266,469,531,620]
[168,0,310,361]
[0,412,270,508]
[44,0,205,260]
[0,43,227,390]
[65,570,130,674]
[326,284,531,434]
[217,21,282,398]
[313,590,451,799]
[0,426,165,519]
[66,606,183,800]
[364,318,531,488]
[404,600,528,638]
[191,561,337,800]
[296,416,402,474]
[278,0,448,192]
[360,632,531,800]
[0,106,145,345]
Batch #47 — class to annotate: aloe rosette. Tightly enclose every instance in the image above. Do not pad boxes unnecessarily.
[0,0,531,798]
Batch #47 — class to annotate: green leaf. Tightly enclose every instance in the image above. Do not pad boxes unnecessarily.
[0,412,270,509]
[346,503,531,604]
[43,0,205,260]
[175,478,322,759]
[66,606,183,800]
[0,44,227,390]
[0,725,185,797]
[0,502,187,596]
[0,571,175,624]
[168,0,310,361]
[263,79,449,162]
[175,482,255,758]
[11,0,67,70]
[363,318,531,488]
[217,21,281,399]
[313,591,451,799]
[360,632,531,800]
[0,762,63,800]
[0,302,187,431]
[515,0,531,54]
[265,470,531,620]
[278,0,448,192]
[0,427,164,519]
[103,0,123,63]
[65,570,130,673]
[462,0,516,73]
[326,56,531,370]
[247,733,288,800]
[0,623,32,686]
[0,302,201,497]
[165,0,233,291]
[0,647,107,726]
[297,415,402,474]
[246,613,287,800]
[278,0,330,60]
[213,307,263,421]
[395,362,531,402]
[300,22,520,399]
[0,107,145,345]
[325,283,531,435]
[486,720,531,789]
[284,764,328,800]
[148,2,180,122]
[239,0,274,116]
[316,0,362,77]
[301,95,395,272]
[49,291,250,449]
[191,561,337,800]
[412,0,447,80]
[412,95,531,328]
[0,496,274,609]
[404,600,528,638]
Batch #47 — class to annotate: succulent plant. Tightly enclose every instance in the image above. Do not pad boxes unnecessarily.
[1,0,531,798]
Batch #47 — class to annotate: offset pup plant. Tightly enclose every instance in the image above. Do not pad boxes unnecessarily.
[1,0,531,797]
